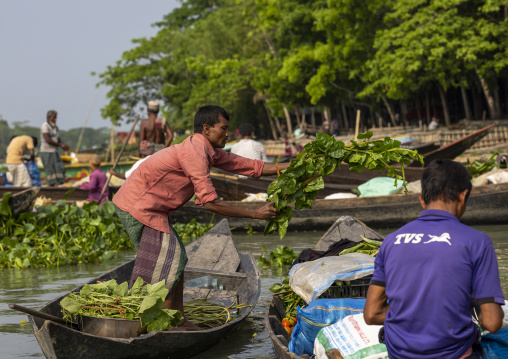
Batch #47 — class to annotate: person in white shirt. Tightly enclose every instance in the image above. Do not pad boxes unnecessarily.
[428,117,440,131]
[230,123,268,161]
[109,156,150,180]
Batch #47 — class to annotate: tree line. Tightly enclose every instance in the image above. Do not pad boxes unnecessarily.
[96,0,508,139]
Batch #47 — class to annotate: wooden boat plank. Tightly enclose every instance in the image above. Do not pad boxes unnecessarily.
[185,219,241,273]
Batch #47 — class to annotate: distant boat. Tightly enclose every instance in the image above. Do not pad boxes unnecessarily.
[408,124,495,167]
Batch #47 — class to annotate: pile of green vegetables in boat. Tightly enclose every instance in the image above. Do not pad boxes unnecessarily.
[265,132,424,238]
[269,236,382,319]
[60,277,248,333]
[0,196,131,268]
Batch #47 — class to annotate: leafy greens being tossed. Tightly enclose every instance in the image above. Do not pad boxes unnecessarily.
[265,132,424,238]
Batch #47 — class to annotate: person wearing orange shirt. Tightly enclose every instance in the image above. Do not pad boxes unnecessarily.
[113,105,290,330]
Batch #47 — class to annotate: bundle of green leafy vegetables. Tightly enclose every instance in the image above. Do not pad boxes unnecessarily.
[265,132,424,238]
[60,278,183,332]
[466,153,498,177]
[0,196,132,268]
[339,237,382,257]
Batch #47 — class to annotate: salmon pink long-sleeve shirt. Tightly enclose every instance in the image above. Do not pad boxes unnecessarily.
[113,133,264,233]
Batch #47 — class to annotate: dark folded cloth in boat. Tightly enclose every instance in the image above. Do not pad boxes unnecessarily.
[496,154,508,167]
[291,239,359,267]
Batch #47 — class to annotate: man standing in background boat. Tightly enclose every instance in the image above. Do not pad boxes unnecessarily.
[113,105,290,330]
[364,159,504,358]
[231,123,268,161]
[40,110,68,186]
[139,100,173,157]
[6,135,37,187]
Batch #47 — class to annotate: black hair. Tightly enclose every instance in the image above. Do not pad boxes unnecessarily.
[47,110,57,120]
[421,160,472,204]
[239,123,255,137]
[147,107,159,114]
[31,136,38,147]
[194,105,229,133]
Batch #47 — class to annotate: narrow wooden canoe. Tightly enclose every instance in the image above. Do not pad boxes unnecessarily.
[169,182,508,231]
[0,186,120,202]
[0,187,40,217]
[26,219,261,359]
[265,216,384,359]
[408,124,495,167]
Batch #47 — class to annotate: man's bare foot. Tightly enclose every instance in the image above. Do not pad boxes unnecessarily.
[169,319,202,331]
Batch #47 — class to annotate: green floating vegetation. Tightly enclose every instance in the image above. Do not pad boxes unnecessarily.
[257,245,298,268]
[265,132,424,239]
[60,278,183,333]
[0,194,132,269]
[173,218,214,245]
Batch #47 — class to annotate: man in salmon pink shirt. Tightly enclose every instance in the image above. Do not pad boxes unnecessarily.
[113,105,290,330]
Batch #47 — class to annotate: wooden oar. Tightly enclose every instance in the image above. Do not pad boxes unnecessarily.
[98,114,140,203]
[9,303,80,329]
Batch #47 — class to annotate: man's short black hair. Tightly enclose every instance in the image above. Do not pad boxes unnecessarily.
[239,123,255,137]
[421,160,472,204]
[194,105,229,133]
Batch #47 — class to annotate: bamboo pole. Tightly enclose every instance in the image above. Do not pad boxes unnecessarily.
[98,115,140,203]
[354,110,361,139]
[75,91,99,153]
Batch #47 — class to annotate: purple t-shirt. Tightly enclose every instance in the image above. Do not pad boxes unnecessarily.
[81,168,108,205]
[371,209,504,359]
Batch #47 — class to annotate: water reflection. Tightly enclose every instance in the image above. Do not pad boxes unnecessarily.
[0,225,506,358]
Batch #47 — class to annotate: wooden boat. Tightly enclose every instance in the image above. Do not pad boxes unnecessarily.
[26,219,260,359]
[211,164,425,201]
[0,187,40,217]
[408,124,495,167]
[265,216,383,359]
[170,182,508,231]
[0,186,120,202]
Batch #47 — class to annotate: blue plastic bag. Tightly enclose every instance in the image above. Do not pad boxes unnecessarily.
[288,298,366,356]
[25,161,41,186]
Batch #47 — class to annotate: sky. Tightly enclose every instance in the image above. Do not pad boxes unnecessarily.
[0,0,181,131]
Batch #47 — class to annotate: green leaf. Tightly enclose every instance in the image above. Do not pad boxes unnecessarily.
[0,193,12,218]
[60,296,82,314]
[357,131,374,139]
[139,297,164,328]
[146,280,169,301]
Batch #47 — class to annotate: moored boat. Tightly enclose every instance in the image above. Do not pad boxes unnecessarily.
[25,219,260,359]
[265,216,383,359]
[170,182,508,231]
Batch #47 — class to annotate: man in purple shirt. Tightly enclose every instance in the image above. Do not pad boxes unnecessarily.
[364,160,504,358]
[81,156,108,205]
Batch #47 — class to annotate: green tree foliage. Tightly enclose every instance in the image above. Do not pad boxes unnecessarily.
[97,0,508,132]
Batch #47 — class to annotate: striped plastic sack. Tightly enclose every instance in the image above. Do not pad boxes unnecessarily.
[314,313,388,359]
[288,298,366,356]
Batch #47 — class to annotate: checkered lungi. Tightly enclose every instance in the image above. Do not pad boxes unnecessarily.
[115,205,187,292]
[40,152,65,185]
[6,163,32,187]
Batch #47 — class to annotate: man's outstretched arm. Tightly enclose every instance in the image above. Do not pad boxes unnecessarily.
[203,199,278,219]
[261,162,291,176]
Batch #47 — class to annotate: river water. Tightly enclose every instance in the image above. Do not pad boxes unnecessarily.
[1,224,507,358]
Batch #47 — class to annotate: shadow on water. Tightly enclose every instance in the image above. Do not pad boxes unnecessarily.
[1,225,507,358]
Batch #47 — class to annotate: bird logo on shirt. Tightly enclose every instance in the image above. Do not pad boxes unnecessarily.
[423,233,451,245]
